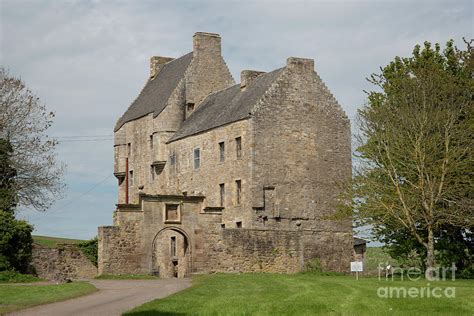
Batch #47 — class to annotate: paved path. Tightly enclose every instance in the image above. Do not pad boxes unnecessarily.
[10,278,191,316]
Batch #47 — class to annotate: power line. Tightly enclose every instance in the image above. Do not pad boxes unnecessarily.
[49,173,114,213]
[58,139,113,142]
[52,134,114,139]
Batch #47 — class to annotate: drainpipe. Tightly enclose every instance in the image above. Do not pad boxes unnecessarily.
[125,157,129,204]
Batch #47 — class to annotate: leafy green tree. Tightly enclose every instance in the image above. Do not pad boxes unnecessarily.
[0,139,17,213]
[342,40,473,275]
[0,138,33,272]
[0,211,33,272]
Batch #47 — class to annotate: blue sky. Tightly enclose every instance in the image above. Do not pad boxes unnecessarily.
[1,0,472,240]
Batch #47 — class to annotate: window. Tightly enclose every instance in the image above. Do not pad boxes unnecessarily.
[235,137,242,159]
[127,143,131,156]
[236,221,242,228]
[165,204,180,222]
[221,223,225,228]
[150,165,155,181]
[129,170,134,186]
[194,148,200,169]
[219,142,225,162]
[187,103,195,112]
[149,135,153,149]
[170,236,176,257]
[170,153,176,166]
[236,180,242,205]
[219,183,225,207]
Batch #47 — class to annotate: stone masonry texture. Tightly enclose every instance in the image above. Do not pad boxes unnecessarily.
[99,32,353,277]
[31,244,97,281]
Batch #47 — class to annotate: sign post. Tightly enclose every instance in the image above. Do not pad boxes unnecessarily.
[350,261,363,280]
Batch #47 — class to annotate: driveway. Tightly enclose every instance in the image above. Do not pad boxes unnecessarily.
[10,278,191,316]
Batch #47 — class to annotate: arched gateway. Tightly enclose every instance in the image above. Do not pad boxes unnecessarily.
[151,227,191,278]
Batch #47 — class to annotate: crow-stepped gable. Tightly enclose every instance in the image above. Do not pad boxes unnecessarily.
[98,32,353,277]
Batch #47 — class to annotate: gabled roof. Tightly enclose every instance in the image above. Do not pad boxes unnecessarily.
[114,52,193,132]
[168,67,284,142]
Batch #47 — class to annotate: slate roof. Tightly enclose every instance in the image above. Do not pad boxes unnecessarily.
[168,67,284,142]
[114,52,193,132]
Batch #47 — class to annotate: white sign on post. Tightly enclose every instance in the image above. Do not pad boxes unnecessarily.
[350,261,363,280]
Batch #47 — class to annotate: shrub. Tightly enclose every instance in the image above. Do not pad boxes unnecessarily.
[78,237,98,267]
[0,270,41,283]
[0,211,33,273]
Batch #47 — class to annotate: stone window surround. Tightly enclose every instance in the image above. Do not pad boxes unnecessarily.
[164,203,182,224]
[218,141,225,163]
[235,136,242,159]
[193,147,200,170]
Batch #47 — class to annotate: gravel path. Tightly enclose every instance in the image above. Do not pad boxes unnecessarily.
[9,278,191,316]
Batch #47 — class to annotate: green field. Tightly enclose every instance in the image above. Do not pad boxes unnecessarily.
[0,282,97,314]
[125,273,474,315]
[32,235,85,248]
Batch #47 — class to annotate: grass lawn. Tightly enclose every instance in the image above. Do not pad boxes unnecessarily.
[0,282,97,314]
[95,274,159,280]
[32,235,85,248]
[125,273,474,315]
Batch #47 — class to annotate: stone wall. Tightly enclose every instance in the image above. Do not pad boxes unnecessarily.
[31,243,97,281]
[98,210,144,275]
[217,229,303,273]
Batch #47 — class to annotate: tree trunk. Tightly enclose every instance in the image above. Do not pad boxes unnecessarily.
[425,227,436,279]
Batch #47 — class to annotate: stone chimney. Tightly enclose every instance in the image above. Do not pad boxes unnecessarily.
[150,56,174,79]
[240,70,266,91]
[286,57,314,73]
[193,32,221,57]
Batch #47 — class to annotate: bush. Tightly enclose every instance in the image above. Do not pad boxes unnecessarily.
[0,270,41,283]
[78,237,98,267]
[0,211,33,273]
[304,258,323,273]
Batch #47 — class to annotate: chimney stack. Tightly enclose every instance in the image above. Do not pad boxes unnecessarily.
[286,57,314,73]
[240,70,265,91]
[150,56,174,79]
[193,32,221,57]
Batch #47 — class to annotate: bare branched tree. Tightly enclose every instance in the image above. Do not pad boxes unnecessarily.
[0,67,65,211]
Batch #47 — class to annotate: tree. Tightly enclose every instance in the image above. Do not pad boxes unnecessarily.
[0,68,65,211]
[342,40,473,276]
[0,211,33,273]
[0,139,17,213]
[0,138,33,273]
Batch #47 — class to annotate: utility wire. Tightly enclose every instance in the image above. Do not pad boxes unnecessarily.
[49,173,114,213]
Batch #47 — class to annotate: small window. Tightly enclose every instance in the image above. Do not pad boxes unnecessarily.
[149,135,154,149]
[150,165,155,181]
[182,191,187,197]
[236,180,242,205]
[187,102,195,112]
[129,170,134,186]
[219,183,225,207]
[127,143,131,156]
[221,223,225,229]
[235,137,242,159]
[236,221,242,228]
[219,142,225,162]
[194,148,200,169]
[170,153,176,166]
[165,204,180,222]
[170,236,176,257]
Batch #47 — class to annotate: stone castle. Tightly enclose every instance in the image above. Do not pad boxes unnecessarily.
[98,32,353,277]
